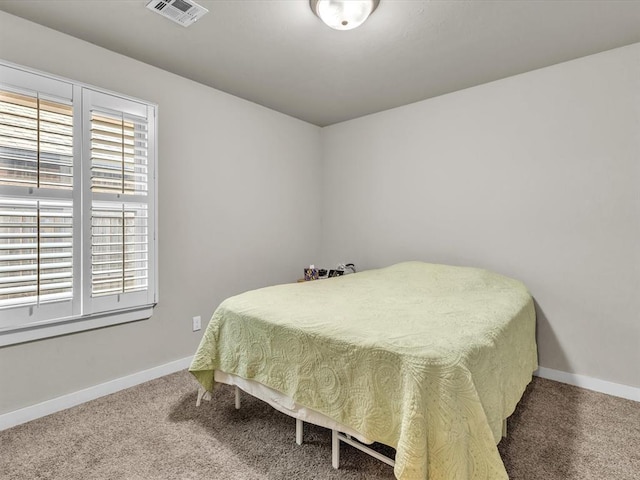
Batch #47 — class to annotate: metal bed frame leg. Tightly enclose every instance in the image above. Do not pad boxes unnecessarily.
[332,429,340,469]
[296,418,303,445]
[333,430,395,468]
[234,386,241,410]
[196,386,205,407]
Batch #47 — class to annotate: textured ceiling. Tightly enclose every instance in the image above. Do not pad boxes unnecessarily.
[1,0,640,126]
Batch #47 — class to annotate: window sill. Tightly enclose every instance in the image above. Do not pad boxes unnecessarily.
[0,305,155,347]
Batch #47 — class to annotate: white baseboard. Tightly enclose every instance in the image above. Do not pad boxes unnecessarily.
[0,356,193,432]
[535,367,640,402]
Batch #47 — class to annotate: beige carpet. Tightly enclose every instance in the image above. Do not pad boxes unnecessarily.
[1,371,638,479]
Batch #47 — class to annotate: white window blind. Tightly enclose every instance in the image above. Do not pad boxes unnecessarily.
[91,202,148,297]
[0,89,73,190]
[90,111,148,195]
[82,89,155,318]
[89,107,150,301]
[0,61,157,345]
[0,198,73,308]
[0,82,74,317]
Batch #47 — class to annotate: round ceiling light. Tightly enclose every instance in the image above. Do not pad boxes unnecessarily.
[310,0,380,31]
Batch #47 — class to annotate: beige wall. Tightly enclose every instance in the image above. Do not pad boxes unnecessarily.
[321,43,640,388]
[0,12,322,414]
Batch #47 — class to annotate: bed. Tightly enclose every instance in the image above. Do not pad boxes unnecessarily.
[189,261,538,479]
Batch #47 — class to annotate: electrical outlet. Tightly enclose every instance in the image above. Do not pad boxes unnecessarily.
[192,315,201,332]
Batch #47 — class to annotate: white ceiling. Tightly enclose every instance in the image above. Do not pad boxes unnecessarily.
[1,0,640,126]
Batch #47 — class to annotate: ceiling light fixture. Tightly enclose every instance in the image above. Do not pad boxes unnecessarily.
[310,0,380,31]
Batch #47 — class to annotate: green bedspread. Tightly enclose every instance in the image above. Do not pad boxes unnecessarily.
[190,262,537,479]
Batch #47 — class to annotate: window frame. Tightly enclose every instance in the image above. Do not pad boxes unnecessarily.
[0,60,158,347]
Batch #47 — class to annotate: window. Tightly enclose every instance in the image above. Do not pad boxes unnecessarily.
[0,62,157,346]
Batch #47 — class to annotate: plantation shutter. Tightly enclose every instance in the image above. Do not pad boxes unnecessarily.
[0,62,156,344]
[83,89,155,314]
[0,89,73,190]
[0,74,76,329]
[91,202,148,297]
[90,111,148,195]
[0,199,73,308]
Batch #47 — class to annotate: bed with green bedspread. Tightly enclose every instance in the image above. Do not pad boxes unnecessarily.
[190,261,537,480]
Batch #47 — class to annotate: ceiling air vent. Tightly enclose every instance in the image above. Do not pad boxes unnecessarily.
[146,0,208,27]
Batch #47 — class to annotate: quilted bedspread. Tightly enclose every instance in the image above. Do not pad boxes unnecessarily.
[189,262,537,479]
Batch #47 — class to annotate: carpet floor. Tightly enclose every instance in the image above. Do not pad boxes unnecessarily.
[1,371,638,479]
